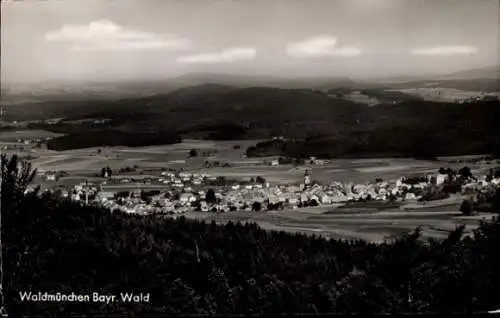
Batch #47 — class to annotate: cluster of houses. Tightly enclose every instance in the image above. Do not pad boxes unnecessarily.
[265,156,331,167]
[14,136,52,147]
[24,181,99,204]
[102,170,218,188]
[39,167,499,215]
[43,170,69,181]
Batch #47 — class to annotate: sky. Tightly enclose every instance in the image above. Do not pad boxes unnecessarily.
[1,0,499,84]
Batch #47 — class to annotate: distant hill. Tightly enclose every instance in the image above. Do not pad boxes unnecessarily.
[18,82,500,157]
[2,73,355,105]
[131,86,365,136]
[356,66,499,91]
[366,66,500,84]
[1,80,180,105]
[5,85,362,123]
[3,66,498,103]
[441,66,500,80]
[163,84,237,107]
[173,73,281,87]
[4,68,500,155]
[368,78,499,92]
[173,73,355,90]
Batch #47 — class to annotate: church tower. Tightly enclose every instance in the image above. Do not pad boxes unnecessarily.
[304,168,311,187]
[0,104,5,122]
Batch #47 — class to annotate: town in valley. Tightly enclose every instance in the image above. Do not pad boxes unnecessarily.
[2,125,500,242]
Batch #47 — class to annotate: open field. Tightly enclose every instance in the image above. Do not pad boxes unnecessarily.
[2,133,499,186]
[25,150,497,185]
[182,200,497,243]
[197,158,498,185]
[387,88,500,102]
[0,129,64,141]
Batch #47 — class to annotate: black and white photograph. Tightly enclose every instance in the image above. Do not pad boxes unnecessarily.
[1,0,500,315]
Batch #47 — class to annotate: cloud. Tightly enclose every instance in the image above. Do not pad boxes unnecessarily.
[411,45,479,56]
[286,35,362,58]
[176,47,257,64]
[45,20,192,51]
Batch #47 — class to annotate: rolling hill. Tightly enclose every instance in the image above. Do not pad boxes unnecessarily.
[441,65,500,80]
[354,66,499,91]
[4,67,500,156]
[14,83,498,158]
[172,73,355,90]
[4,65,497,108]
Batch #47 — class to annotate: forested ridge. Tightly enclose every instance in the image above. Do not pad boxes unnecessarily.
[14,87,500,156]
[2,154,500,316]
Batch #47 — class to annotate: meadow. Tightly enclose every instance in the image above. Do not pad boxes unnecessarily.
[387,87,500,102]
[3,133,497,185]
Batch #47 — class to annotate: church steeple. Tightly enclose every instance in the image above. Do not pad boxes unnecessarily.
[304,168,311,187]
[0,104,5,122]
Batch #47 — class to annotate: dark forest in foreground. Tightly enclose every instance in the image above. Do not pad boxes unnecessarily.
[15,85,500,157]
[2,154,500,316]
